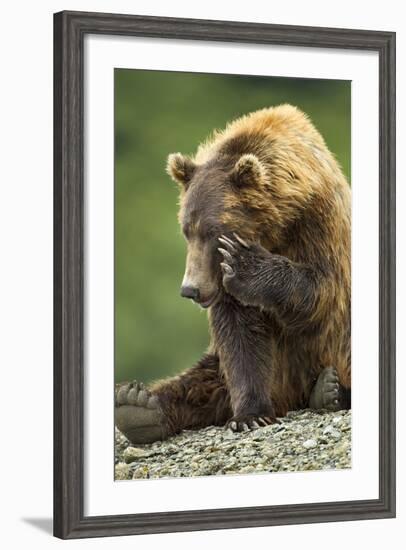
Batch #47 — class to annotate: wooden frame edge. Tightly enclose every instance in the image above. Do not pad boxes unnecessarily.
[53,10,396,539]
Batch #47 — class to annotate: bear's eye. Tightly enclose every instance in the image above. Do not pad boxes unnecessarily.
[198,225,219,242]
[203,228,215,240]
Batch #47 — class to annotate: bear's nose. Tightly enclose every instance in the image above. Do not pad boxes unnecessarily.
[180,285,201,302]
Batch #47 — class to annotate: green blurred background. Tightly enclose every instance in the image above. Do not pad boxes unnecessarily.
[114,69,351,384]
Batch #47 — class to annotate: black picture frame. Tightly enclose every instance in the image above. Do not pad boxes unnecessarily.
[54,10,396,539]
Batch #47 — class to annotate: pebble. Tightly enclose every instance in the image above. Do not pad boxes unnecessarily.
[322,426,342,439]
[115,463,131,480]
[123,446,151,462]
[132,465,149,479]
[115,409,351,480]
[303,439,318,449]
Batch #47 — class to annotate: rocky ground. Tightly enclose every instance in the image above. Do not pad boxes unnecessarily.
[115,409,351,480]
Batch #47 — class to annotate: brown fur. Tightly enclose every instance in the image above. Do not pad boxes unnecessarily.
[154,104,350,434]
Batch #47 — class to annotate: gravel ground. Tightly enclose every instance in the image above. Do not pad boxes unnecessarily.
[115,409,351,480]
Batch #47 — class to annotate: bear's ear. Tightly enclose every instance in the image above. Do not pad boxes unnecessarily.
[166,153,196,189]
[230,154,265,188]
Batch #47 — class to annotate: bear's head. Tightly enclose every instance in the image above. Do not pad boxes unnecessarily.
[166,151,268,308]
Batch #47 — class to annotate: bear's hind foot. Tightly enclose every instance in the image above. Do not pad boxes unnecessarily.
[115,382,169,444]
[309,366,350,412]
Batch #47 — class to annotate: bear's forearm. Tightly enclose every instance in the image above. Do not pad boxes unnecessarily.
[245,254,321,328]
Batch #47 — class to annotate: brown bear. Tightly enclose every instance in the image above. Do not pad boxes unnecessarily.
[115,104,351,444]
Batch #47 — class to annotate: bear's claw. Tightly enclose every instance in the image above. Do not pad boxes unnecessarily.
[220,261,234,276]
[226,414,278,432]
[218,234,272,306]
[218,235,241,282]
[233,233,249,248]
[217,247,233,263]
[218,235,238,251]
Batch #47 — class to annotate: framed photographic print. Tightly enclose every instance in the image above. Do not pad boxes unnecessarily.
[54,10,396,539]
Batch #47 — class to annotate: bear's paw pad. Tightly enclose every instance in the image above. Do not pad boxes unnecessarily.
[115,382,167,444]
[309,366,342,412]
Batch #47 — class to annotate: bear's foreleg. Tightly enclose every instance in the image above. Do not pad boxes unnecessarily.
[115,354,232,444]
[210,299,278,432]
[218,234,321,328]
